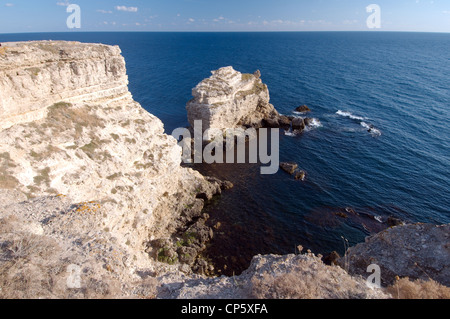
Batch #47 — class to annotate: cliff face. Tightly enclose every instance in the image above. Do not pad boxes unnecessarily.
[0,41,130,130]
[0,41,224,298]
[186,66,279,133]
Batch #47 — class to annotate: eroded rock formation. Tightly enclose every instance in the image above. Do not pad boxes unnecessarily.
[339,223,450,287]
[186,66,280,134]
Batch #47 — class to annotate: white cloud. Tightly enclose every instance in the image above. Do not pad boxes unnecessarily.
[97,9,113,14]
[5,3,14,7]
[115,6,138,12]
[56,1,70,6]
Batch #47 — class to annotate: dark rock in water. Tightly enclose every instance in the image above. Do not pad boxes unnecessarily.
[205,176,234,191]
[221,180,234,190]
[280,162,298,175]
[292,118,305,131]
[278,115,292,129]
[304,118,314,126]
[386,216,404,227]
[296,105,311,113]
[294,170,306,181]
[263,117,280,128]
[323,251,341,266]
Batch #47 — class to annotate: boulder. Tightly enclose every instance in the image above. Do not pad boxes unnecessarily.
[278,115,292,129]
[295,105,311,113]
[292,118,305,131]
[280,162,298,175]
[294,170,306,181]
[263,117,280,128]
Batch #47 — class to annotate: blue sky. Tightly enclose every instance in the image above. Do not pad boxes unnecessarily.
[1,0,449,33]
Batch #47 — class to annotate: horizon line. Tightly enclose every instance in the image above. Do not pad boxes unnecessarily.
[2,30,450,36]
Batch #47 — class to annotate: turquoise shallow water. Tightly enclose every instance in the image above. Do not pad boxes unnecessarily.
[2,32,449,274]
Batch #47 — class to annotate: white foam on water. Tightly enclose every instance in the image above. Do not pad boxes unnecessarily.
[336,110,368,121]
[361,121,382,137]
[284,130,298,137]
[304,118,323,131]
[308,118,323,128]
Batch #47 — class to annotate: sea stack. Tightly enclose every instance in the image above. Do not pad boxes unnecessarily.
[186,66,283,135]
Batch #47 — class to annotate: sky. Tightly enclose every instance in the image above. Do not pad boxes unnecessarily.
[0,0,449,33]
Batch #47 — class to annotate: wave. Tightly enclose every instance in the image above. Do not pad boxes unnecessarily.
[361,122,382,137]
[336,110,368,121]
[284,118,323,136]
[284,131,297,137]
[304,118,323,131]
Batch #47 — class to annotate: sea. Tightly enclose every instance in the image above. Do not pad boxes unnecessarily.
[1,32,449,275]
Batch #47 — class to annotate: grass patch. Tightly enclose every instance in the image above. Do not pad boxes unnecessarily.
[33,167,51,186]
[0,152,19,189]
[387,278,450,299]
[47,102,105,138]
[241,73,254,81]
[29,145,61,162]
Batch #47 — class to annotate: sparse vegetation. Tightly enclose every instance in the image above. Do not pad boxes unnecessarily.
[248,254,379,299]
[25,67,41,78]
[387,277,450,299]
[29,145,61,162]
[33,167,51,186]
[241,73,253,81]
[37,43,61,55]
[47,102,105,138]
[0,152,19,189]
[110,133,120,141]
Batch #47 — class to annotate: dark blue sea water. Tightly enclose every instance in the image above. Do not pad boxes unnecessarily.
[2,32,449,274]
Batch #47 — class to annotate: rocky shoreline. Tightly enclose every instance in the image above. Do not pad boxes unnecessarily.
[0,41,448,299]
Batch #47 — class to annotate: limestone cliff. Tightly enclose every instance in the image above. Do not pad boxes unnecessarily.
[0,41,130,130]
[0,41,224,297]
